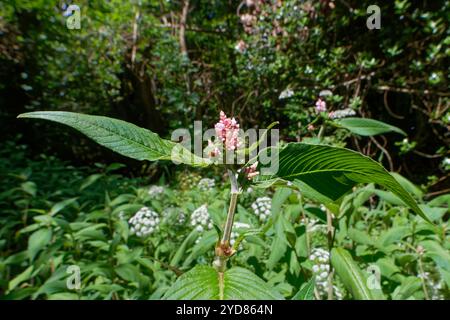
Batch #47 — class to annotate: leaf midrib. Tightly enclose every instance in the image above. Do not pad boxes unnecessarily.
[280,168,373,179]
[338,249,371,299]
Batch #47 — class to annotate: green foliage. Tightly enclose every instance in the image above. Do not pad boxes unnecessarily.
[260,143,429,222]
[331,247,383,300]
[18,111,210,167]
[0,142,448,300]
[163,265,283,300]
[292,278,315,300]
[1,0,449,301]
[332,118,407,136]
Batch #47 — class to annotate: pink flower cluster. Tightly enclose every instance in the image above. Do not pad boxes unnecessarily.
[315,98,327,113]
[214,111,241,151]
[244,162,259,180]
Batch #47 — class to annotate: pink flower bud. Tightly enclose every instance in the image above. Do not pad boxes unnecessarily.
[244,162,259,180]
[315,98,327,113]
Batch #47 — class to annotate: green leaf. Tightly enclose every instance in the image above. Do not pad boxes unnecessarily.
[331,247,382,300]
[170,229,199,267]
[163,265,284,300]
[266,219,288,270]
[369,189,405,206]
[270,187,292,221]
[259,143,429,222]
[390,172,423,199]
[231,228,263,252]
[418,204,448,222]
[20,181,37,197]
[376,258,403,282]
[182,230,217,268]
[376,226,411,248]
[28,228,52,261]
[8,266,34,292]
[392,277,422,300]
[49,197,78,216]
[17,111,210,167]
[292,278,315,300]
[348,228,374,246]
[420,240,450,271]
[115,264,141,282]
[333,117,406,136]
[79,173,103,191]
[48,293,80,300]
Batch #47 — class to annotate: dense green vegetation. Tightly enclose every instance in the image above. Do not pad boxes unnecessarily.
[0,1,448,300]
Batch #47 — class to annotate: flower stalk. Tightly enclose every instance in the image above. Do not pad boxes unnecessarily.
[213,169,240,272]
[326,208,335,300]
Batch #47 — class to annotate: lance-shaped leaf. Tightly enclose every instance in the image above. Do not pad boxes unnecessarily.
[332,117,406,136]
[292,278,315,300]
[17,111,210,167]
[257,143,429,222]
[162,265,284,300]
[331,247,384,300]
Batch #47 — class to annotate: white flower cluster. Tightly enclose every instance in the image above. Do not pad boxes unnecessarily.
[300,217,322,233]
[198,178,215,191]
[177,212,186,225]
[279,88,294,100]
[148,185,164,197]
[251,197,271,222]
[309,248,343,300]
[230,222,251,246]
[328,108,356,119]
[128,207,160,237]
[190,205,213,232]
[118,211,126,220]
[418,272,445,300]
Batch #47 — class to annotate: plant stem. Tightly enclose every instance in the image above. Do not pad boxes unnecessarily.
[417,254,430,300]
[318,125,325,141]
[221,170,239,244]
[326,208,335,300]
[213,169,240,272]
[298,193,310,256]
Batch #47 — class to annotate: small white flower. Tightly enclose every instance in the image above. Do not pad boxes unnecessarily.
[229,222,251,247]
[129,206,160,238]
[309,248,341,299]
[198,178,216,191]
[319,257,328,263]
[177,212,186,224]
[191,205,213,232]
[234,222,251,229]
[251,197,271,222]
[279,88,294,100]
[328,108,356,119]
[148,185,164,197]
[320,264,330,271]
